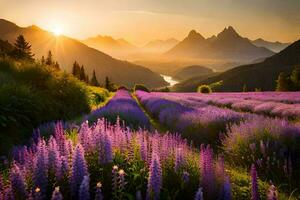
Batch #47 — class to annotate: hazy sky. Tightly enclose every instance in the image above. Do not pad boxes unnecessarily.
[0,0,299,45]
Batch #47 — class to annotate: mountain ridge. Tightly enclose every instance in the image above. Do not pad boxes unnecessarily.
[0,19,167,88]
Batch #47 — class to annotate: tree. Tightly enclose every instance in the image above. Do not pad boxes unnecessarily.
[276,72,293,91]
[54,62,60,70]
[13,35,34,60]
[46,51,53,65]
[80,65,88,82]
[105,76,116,91]
[197,85,212,93]
[72,61,81,79]
[290,66,300,89]
[90,70,100,86]
[41,56,45,65]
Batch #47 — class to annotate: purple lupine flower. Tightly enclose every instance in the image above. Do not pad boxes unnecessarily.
[147,153,162,200]
[216,155,225,182]
[182,171,190,183]
[71,144,88,197]
[79,176,90,200]
[250,164,259,200]
[9,163,26,198]
[95,182,104,200]
[33,141,48,195]
[219,176,232,200]
[267,184,278,200]
[140,137,148,163]
[99,135,113,164]
[51,187,63,200]
[48,137,62,180]
[200,145,215,198]
[174,148,184,172]
[61,156,69,178]
[194,187,204,200]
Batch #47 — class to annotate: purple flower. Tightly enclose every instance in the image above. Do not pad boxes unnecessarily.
[219,176,232,200]
[267,184,278,200]
[175,148,184,172]
[51,187,63,200]
[147,153,162,200]
[182,171,190,183]
[79,175,90,200]
[200,145,215,198]
[95,182,104,200]
[250,164,259,200]
[9,163,26,198]
[99,135,113,164]
[71,144,88,197]
[194,187,204,200]
[33,141,48,195]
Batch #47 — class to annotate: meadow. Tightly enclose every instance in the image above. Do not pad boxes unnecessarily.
[0,88,299,200]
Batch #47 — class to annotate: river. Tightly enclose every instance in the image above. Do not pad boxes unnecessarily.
[160,74,179,86]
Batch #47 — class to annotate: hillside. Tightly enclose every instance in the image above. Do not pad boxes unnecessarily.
[0,19,167,88]
[173,65,214,80]
[252,38,290,53]
[173,40,300,92]
[165,26,274,62]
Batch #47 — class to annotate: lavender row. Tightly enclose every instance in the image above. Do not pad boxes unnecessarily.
[136,91,245,147]
[158,92,300,119]
[85,89,150,129]
[0,119,238,200]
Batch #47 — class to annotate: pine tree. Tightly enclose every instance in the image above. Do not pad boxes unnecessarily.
[105,76,111,90]
[72,61,81,79]
[41,56,45,65]
[80,65,86,81]
[90,70,100,86]
[46,51,53,65]
[54,62,60,70]
[13,35,34,60]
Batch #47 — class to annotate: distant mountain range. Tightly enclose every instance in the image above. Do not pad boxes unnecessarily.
[0,19,167,88]
[165,26,275,62]
[173,39,300,92]
[251,38,290,53]
[143,38,179,53]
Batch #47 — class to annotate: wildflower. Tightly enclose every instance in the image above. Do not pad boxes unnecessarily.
[250,164,259,200]
[194,187,204,200]
[51,187,63,200]
[71,144,88,197]
[9,163,26,198]
[147,153,162,200]
[175,148,184,172]
[267,183,278,200]
[112,165,119,193]
[219,176,232,200]
[95,182,104,200]
[79,176,90,200]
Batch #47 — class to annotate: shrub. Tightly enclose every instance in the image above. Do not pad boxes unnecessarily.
[197,85,212,93]
[0,58,92,153]
[134,84,150,92]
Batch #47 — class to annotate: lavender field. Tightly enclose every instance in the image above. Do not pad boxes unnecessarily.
[1,89,300,200]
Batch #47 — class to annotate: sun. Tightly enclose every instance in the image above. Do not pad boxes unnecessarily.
[52,26,63,36]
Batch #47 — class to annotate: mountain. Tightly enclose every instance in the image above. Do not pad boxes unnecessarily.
[165,26,275,62]
[173,65,214,80]
[252,38,290,53]
[173,40,300,92]
[143,38,179,53]
[0,19,167,88]
[82,35,138,59]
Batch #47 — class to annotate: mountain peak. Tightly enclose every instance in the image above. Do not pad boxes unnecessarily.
[187,30,205,40]
[217,26,240,39]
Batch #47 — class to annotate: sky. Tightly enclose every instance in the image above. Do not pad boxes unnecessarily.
[0,0,299,45]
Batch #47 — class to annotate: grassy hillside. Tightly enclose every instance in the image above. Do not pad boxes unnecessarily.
[173,65,214,81]
[0,57,109,153]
